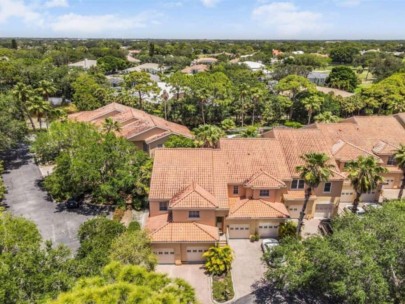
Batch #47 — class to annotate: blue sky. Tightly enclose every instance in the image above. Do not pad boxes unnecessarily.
[0,0,404,39]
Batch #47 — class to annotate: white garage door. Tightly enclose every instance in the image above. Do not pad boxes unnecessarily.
[314,203,333,219]
[153,248,175,264]
[229,224,250,239]
[258,222,279,238]
[287,204,301,218]
[186,246,209,262]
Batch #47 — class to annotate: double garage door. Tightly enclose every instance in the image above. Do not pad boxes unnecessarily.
[229,223,279,238]
[314,203,334,219]
[186,246,210,262]
[154,246,210,264]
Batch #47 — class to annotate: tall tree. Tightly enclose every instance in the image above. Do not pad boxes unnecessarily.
[193,124,225,148]
[394,144,405,200]
[36,80,57,101]
[345,155,387,213]
[301,94,324,124]
[11,83,37,131]
[295,153,334,236]
[27,96,51,129]
[124,71,160,109]
[314,111,340,123]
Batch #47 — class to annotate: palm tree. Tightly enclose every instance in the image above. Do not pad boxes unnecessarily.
[46,107,67,127]
[12,82,36,131]
[203,245,233,276]
[195,88,210,125]
[103,118,121,134]
[36,80,57,101]
[314,111,340,123]
[345,156,387,214]
[394,144,405,199]
[250,87,265,125]
[301,94,324,125]
[237,84,250,127]
[27,97,51,129]
[296,153,334,236]
[193,124,225,148]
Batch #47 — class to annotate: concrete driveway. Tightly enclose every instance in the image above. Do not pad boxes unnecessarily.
[228,239,267,300]
[156,264,211,304]
[1,145,97,252]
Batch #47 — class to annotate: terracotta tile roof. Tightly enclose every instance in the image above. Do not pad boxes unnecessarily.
[181,64,208,74]
[266,128,344,180]
[283,191,317,201]
[148,221,219,243]
[228,199,290,219]
[169,182,218,209]
[332,140,381,162]
[244,169,286,189]
[372,140,399,155]
[68,103,192,141]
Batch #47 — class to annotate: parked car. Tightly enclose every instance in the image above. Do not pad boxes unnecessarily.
[344,205,366,216]
[363,202,382,211]
[66,198,80,209]
[261,238,279,252]
[318,219,333,236]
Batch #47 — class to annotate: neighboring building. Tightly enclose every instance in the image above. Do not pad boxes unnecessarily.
[272,49,283,56]
[147,114,405,264]
[307,72,329,86]
[68,58,97,70]
[316,86,354,98]
[181,64,209,74]
[126,55,141,63]
[193,57,218,65]
[304,115,405,202]
[239,61,266,71]
[292,50,304,55]
[123,63,162,74]
[68,103,192,154]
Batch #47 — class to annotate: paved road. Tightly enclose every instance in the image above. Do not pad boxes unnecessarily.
[1,145,97,252]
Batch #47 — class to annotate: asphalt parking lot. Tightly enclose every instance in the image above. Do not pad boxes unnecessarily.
[1,146,99,252]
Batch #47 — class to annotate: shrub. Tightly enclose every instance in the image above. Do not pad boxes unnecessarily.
[278,221,298,240]
[212,272,234,302]
[112,208,125,222]
[127,221,141,232]
[203,245,233,276]
[284,121,303,128]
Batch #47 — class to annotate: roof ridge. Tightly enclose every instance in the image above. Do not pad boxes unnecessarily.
[230,199,249,215]
[193,222,218,240]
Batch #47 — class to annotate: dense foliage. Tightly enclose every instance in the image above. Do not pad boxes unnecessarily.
[50,261,196,304]
[203,245,234,276]
[265,200,405,304]
[33,121,152,206]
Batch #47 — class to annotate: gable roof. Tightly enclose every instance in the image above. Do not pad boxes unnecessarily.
[148,221,219,243]
[244,169,286,189]
[170,182,218,209]
[332,140,381,162]
[68,103,192,142]
[228,199,290,219]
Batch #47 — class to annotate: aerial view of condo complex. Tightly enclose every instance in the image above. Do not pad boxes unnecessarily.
[1,0,405,303]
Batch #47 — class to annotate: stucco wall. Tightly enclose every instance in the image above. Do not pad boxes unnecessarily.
[172,209,216,226]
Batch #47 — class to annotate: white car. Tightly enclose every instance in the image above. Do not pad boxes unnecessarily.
[344,205,366,216]
[261,238,279,252]
[363,202,382,211]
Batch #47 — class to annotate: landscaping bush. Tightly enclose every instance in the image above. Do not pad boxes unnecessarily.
[278,221,298,240]
[212,272,234,302]
[112,208,125,222]
[127,221,141,232]
[203,245,233,276]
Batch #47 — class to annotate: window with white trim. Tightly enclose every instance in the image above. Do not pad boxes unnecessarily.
[259,189,270,197]
[323,182,332,193]
[291,179,305,189]
[159,201,168,211]
[233,186,239,195]
[189,211,200,218]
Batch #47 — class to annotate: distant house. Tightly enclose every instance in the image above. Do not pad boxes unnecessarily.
[181,64,209,75]
[48,97,70,106]
[239,61,265,71]
[193,57,218,65]
[106,75,124,88]
[272,49,283,56]
[292,51,304,55]
[126,55,141,63]
[316,86,354,98]
[68,58,97,70]
[122,63,163,74]
[68,103,193,155]
[307,72,329,86]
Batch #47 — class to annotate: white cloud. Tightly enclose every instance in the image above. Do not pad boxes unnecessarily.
[44,0,69,8]
[252,2,324,36]
[201,0,221,7]
[334,0,363,7]
[0,0,43,25]
[50,12,160,35]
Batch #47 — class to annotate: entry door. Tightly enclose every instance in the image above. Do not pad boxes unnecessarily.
[258,222,279,238]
